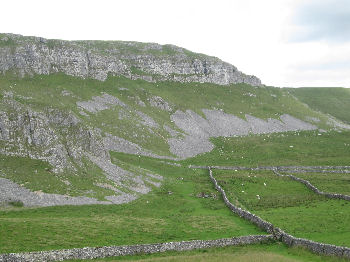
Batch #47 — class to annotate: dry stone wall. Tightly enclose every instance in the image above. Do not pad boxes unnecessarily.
[208,167,350,259]
[0,235,272,262]
[273,170,350,201]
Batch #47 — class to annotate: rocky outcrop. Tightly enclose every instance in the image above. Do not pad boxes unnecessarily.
[0,33,262,86]
[0,96,163,206]
[0,98,107,172]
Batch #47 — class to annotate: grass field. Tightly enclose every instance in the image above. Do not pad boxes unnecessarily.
[67,243,349,262]
[214,170,325,210]
[213,169,350,247]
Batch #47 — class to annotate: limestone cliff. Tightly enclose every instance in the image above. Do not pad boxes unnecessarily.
[0,33,262,86]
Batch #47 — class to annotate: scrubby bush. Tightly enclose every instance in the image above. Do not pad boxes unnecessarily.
[8,200,24,207]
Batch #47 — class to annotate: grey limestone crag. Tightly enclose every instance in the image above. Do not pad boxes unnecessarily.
[0,97,108,172]
[0,33,262,86]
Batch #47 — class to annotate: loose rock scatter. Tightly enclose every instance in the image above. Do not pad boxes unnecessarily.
[168,109,317,158]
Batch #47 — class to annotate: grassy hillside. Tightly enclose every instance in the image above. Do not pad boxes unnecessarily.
[288,87,350,124]
[184,130,350,167]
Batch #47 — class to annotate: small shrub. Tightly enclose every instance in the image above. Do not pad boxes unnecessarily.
[8,200,24,207]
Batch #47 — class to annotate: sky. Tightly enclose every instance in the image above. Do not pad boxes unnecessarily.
[1,0,350,87]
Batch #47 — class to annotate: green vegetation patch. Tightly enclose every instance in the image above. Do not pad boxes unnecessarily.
[8,200,24,208]
[0,34,17,47]
[0,155,67,194]
[288,87,350,124]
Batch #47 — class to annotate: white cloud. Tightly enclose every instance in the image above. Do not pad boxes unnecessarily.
[288,0,350,43]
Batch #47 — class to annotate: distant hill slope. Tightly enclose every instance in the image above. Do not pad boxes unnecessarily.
[288,87,350,124]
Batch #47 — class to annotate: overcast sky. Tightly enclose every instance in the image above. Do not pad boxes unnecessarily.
[1,0,350,87]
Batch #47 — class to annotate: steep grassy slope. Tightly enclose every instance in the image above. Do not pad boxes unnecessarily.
[288,87,350,124]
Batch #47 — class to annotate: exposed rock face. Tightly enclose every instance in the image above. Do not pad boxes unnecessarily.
[0,33,262,86]
[0,98,108,172]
